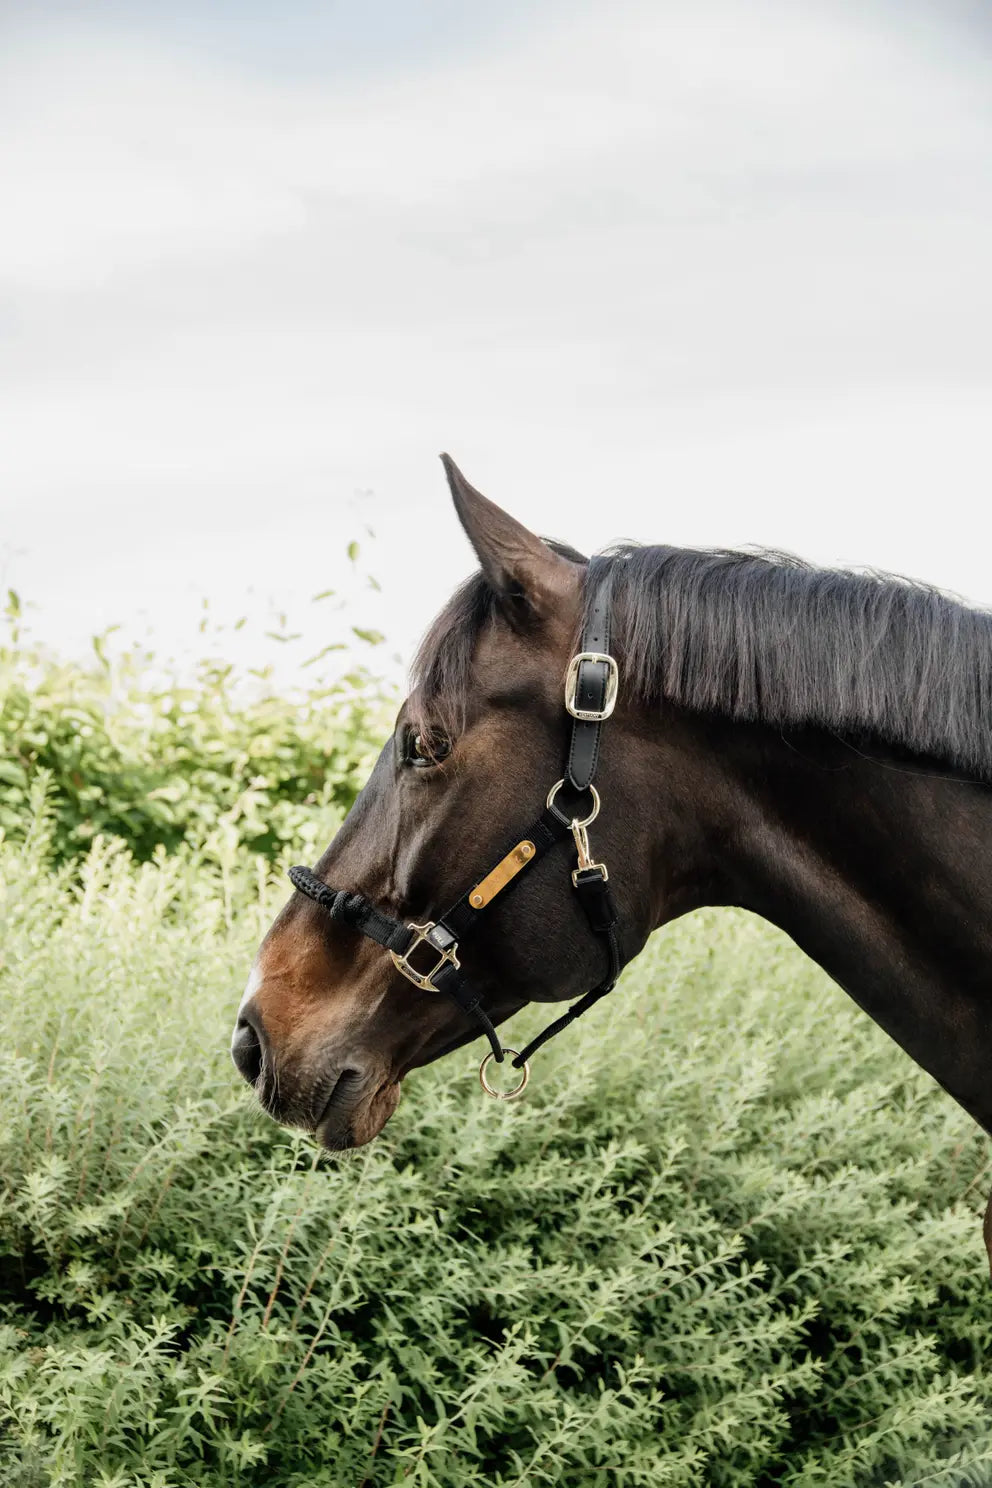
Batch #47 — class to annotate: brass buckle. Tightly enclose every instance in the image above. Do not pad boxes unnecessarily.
[564,652,619,721]
[389,921,460,992]
[479,1049,530,1100]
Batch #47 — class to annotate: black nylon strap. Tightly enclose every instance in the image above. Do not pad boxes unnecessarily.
[510,983,613,1067]
[571,869,619,934]
[436,807,571,940]
[510,873,622,1068]
[566,559,614,791]
[431,962,504,1061]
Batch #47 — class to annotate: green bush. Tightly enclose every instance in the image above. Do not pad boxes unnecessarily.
[0,592,394,866]
[0,793,989,1487]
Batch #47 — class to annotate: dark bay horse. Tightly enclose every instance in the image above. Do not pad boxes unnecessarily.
[233,457,992,1253]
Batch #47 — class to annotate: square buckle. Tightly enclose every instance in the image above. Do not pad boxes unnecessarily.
[389,921,460,992]
[564,652,619,721]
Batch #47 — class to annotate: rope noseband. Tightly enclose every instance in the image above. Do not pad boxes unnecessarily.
[288,563,624,1099]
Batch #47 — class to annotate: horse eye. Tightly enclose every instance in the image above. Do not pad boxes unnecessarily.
[408,730,451,766]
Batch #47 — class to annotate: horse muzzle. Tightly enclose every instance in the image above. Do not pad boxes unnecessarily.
[231,1000,399,1148]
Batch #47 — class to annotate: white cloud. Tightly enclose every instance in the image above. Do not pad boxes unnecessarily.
[1,0,990,676]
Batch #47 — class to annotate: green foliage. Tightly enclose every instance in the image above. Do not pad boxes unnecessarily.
[0,596,394,867]
[0,795,990,1487]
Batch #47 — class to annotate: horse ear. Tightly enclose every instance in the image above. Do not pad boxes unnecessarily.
[440,453,578,628]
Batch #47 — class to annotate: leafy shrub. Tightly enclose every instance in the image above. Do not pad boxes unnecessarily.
[0,794,989,1487]
[0,591,394,866]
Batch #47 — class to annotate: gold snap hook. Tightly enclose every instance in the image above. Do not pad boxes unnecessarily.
[479,1049,530,1100]
[569,815,609,886]
[571,818,593,871]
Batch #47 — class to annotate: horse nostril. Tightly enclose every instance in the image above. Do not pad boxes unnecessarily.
[231,1013,264,1086]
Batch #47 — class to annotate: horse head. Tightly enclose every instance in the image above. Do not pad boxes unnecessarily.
[231,459,660,1147]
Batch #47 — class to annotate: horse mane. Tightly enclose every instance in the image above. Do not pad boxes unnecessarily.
[413,542,992,782]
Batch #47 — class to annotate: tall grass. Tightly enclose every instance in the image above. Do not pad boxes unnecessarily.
[0,787,990,1486]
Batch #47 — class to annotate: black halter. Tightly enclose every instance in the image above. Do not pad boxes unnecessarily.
[288,564,624,1099]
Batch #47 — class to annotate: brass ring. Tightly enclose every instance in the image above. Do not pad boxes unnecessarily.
[546,779,600,828]
[479,1049,530,1100]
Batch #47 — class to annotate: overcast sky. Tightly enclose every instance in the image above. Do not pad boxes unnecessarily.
[2,0,990,682]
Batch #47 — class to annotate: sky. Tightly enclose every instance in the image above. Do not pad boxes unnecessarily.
[1,0,990,684]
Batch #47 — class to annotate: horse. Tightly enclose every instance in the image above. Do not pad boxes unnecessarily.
[232,456,992,1259]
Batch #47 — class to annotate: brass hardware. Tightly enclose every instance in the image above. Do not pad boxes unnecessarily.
[389,922,460,992]
[569,818,609,886]
[564,652,619,721]
[479,1048,530,1100]
[546,779,600,827]
[468,840,536,910]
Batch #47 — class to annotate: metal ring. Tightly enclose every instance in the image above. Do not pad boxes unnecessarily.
[546,779,600,828]
[479,1049,530,1100]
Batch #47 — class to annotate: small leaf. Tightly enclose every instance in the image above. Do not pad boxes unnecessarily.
[301,644,347,668]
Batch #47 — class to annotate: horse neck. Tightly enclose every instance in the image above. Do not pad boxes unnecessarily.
[646,711,992,1134]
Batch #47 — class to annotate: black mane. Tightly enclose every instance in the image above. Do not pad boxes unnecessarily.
[414,543,992,782]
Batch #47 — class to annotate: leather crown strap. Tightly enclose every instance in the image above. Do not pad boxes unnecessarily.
[288,563,623,1099]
